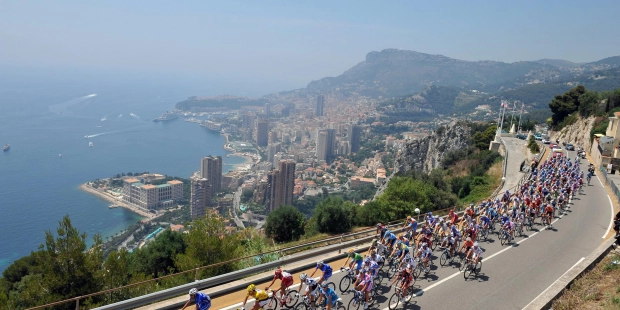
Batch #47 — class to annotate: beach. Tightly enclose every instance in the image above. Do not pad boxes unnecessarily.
[79,184,154,219]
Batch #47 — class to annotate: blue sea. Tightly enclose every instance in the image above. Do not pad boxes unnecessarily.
[0,76,248,273]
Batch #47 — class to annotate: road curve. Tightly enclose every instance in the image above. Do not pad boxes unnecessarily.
[226,149,611,310]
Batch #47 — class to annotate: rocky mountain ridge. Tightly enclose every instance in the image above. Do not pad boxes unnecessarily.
[375,120,473,197]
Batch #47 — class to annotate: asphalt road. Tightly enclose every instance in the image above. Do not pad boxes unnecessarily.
[227,149,612,310]
[501,137,528,192]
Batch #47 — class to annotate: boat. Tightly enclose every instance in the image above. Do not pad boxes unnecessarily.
[101,116,107,121]
[59,154,63,158]
[84,135,89,139]
[153,111,179,122]
[3,144,9,152]
[89,142,93,147]
[109,204,119,209]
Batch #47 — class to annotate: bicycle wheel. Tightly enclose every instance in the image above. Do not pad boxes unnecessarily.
[339,276,351,293]
[458,256,467,272]
[386,265,396,279]
[431,238,438,251]
[388,293,400,310]
[328,282,336,292]
[440,251,449,266]
[294,302,308,310]
[284,290,299,308]
[348,296,360,310]
[337,305,346,310]
[263,296,279,310]
[500,233,506,246]
[463,264,472,279]
[413,265,422,279]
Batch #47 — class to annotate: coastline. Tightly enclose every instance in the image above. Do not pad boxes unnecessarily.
[79,184,153,219]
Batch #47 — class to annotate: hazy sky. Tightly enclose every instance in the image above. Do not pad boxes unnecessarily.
[1,0,619,94]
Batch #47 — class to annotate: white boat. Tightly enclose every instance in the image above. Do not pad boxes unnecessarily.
[59,154,62,158]
[101,116,107,121]
[89,142,93,147]
[84,135,89,139]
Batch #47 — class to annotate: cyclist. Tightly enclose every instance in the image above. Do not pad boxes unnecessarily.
[352,268,372,309]
[181,288,211,310]
[342,249,364,273]
[470,242,483,266]
[242,284,269,310]
[404,216,418,238]
[369,250,385,269]
[299,273,319,304]
[265,268,293,305]
[382,230,398,249]
[317,281,340,310]
[310,261,333,284]
[419,243,433,273]
[502,219,515,240]
[363,257,380,279]
[447,209,459,225]
[479,214,490,231]
[390,264,414,303]
[398,249,417,271]
[458,237,474,257]
[544,203,554,228]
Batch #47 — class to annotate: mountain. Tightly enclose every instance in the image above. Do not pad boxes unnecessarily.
[533,59,580,68]
[306,49,564,97]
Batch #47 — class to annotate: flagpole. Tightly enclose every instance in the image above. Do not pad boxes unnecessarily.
[509,101,516,133]
[499,101,506,134]
[517,102,524,132]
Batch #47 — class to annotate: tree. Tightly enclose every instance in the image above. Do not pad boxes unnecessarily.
[131,229,186,277]
[314,197,354,234]
[472,125,497,150]
[36,215,104,308]
[264,206,306,242]
[549,85,587,126]
[578,91,600,117]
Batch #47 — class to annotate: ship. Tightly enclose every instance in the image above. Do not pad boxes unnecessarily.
[3,144,9,152]
[153,111,178,122]
[89,142,93,147]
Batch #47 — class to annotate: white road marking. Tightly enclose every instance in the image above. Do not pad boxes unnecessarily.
[522,257,585,310]
[604,194,614,239]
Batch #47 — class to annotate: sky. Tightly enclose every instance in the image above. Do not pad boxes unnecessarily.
[1,0,619,95]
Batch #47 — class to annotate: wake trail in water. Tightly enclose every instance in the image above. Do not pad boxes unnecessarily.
[49,94,97,116]
[84,126,149,139]
[129,113,140,120]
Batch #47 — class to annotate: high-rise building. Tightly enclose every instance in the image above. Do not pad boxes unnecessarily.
[348,124,362,153]
[338,140,350,155]
[264,102,271,116]
[269,131,278,144]
[256,119,269,146]
[267,143,281,164]
[316,128,336,163]
[200,156,222,194]
[267,160,296,212]
[315,95,325,117]
[190,176,211,220]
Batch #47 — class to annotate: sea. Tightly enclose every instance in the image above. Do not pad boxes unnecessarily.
[0,75,250,273]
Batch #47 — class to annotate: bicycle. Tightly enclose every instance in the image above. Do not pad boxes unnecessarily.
[338,267,356,293]
[499,228,513,246]
[388,285,414,310]
[438,246,457,267]
[478,226,489,241]
[275,287,300,308]
[462,257,482,280]
[347,288,375,310]
[295,293,319,310]
[515,222,523,237]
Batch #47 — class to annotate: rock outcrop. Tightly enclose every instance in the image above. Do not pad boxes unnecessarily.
[551,116,596,152]
[375,121,473,197]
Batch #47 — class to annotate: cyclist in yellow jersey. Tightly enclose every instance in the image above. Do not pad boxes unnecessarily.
[243,284,269,310]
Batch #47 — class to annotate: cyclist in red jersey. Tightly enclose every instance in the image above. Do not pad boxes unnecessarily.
[265,268,293,305]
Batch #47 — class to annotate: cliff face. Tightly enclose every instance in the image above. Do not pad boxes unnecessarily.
[551,116,596,152]
[375,121,473,197]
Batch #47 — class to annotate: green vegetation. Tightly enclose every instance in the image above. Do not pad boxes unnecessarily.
[0,213,271,309]
[264,206,305,242]
[528,134,540,153]
[548,85,620,130]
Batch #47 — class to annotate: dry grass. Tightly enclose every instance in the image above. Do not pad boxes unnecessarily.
[552,251,620,310]
[451,159,480,177]
[487,160,503,185]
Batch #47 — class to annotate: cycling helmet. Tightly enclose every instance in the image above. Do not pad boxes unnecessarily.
[474,242,479,247]
[274,268,282,275]
[189,288,198,296]
[407,215,411,219]
[348,249,354,254]
[247,284,256,292]
[376,223,383,228]
[427,212,432,215]
[466,237,471,242]
[321,281,328,288]
[317,261,324,266]
[300,273,307,281]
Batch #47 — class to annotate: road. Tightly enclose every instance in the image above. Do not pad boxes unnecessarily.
[224,148,612,310]
[500,137,528,192]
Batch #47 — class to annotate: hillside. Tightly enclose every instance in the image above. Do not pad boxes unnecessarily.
[306,49,568,97]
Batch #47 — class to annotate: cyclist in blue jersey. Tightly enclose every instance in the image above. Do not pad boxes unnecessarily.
[181,288,211,310]
[382,231,398,249]
[479,214,490,230]
[310,261,333,283]
[318,281,340,310]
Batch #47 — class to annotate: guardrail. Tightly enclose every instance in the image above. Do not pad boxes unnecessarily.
[28,139,531,310]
